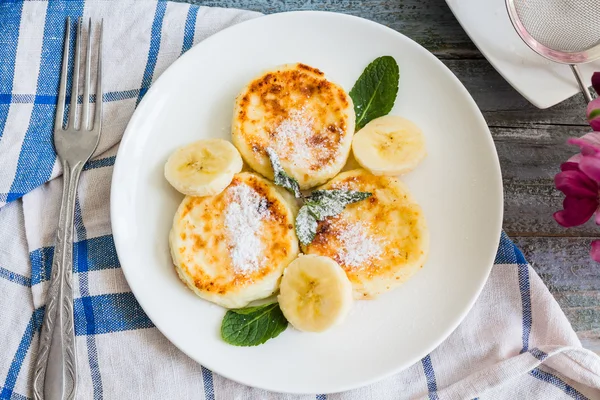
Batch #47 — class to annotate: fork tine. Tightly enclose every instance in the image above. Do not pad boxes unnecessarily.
[69,17,82,130]
[82,18,92,131]
[55,17,71,131]
[93,19,103,132]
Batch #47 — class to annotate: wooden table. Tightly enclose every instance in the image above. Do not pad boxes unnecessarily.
[179,0,600,352]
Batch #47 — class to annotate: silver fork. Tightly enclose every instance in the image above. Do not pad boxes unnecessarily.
[32,17,103,400]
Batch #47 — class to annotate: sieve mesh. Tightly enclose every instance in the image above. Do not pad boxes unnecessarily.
[513,0,600,53]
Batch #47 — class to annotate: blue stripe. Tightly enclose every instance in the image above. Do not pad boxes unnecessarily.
[103,88,141,102]
[518,263,532,353]
[201,366,215,400]
[499,231,534,355]
[181,5,199,54]
[0,387,29,400]
[5,2,85,204]
[514,243,527,264]
[421,355,439,400]
[0,94,50,104]
[73,293,154,335]
[74,198,104,399]
[530,368,589,400]
[0,266,31,287]
[529,347,548,361]
[83,156,116,171]
[30,234,120,286]
[1,193,20,203]
[136,2,167,106]
[0,89,142,105]
[316,395,327,400]
[0,0,24,140]
[29,246,54,285]
[0,307,44,399]
[494,231,518,264]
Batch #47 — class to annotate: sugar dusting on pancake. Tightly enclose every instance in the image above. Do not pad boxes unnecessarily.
[169,172,299,308]
[303,169,429,299]
[267,106,328,170]
[232,63,355,189]
[334,220,385,268]
[224,182,270,274]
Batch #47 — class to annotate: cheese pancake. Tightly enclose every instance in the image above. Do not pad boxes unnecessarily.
[231,63,355,190]
[303,169,429,299]
[169,172,299,308]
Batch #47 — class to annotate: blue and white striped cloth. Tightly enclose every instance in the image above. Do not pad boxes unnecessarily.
[1,1,600,399]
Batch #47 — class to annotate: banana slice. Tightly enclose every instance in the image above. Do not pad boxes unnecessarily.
[352,115,426,176]
[164,139,243,197]
[278,254,353,332]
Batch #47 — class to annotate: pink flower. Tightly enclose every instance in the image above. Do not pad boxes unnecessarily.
[593,72,600,95]
[586,98,600,131]
[553,131,600,262]
[588,73,600,131]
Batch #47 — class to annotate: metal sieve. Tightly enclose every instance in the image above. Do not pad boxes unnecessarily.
[506,0,600,102]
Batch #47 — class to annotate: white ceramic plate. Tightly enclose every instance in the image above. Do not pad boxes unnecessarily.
[111,11,503,394]
[445,0,600,109]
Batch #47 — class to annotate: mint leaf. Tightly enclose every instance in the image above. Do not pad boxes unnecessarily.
[266,148,302,198]
[307,190,372,220]
[308,190,372,208]
[305,199,345,221]
[296,190,372,245]
[296,205,319,246]
[221,302,288,346]
[350,56,399,129]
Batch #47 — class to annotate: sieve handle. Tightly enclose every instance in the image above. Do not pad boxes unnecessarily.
[571,65,593,103]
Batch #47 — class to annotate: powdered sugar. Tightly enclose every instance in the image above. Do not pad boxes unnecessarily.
[336,221,384,268]
[271,107,327,168]
[329,177,359,192]
[224,183,269,274]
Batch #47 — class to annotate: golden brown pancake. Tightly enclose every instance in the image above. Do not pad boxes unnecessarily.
[231,63,355,189]
[169,172,299,308]
[303,169,429,299]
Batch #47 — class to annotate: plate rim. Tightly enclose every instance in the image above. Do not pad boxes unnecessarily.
[111,10,504,394]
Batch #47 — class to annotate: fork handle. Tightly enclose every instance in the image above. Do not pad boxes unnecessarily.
[33,161,83,400]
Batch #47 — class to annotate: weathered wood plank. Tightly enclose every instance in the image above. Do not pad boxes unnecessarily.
[441,59,590,123]
[513,237,599,291]
[492,124,598,237]
[503,177,600,237]
[493,126,584,182]
[512,237,600,337]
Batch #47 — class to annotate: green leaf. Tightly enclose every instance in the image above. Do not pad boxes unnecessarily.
[229,304,274,315]
[296,190,372,245]
[349,56,399,129]
[308,190,372,207]
[266,148,302,198]
[296,205,319,246]
[306,190,372,220]
[221,302,288,346]
[305,199,345,221]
